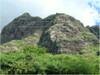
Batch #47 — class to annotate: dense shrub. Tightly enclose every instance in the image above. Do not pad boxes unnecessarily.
[0,45,99,74]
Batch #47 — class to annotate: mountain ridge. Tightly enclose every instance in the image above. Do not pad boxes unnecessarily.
[0,13,98,54]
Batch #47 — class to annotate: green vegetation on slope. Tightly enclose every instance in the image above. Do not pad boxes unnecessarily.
[0,45,99,74]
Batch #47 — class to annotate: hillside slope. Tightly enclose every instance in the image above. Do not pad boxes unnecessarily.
[1,13,42,44]
[0,13,98,54]
[39,13,98,54]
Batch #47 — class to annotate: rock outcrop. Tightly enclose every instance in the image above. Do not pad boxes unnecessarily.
[1,13,43,44]
[87,25,100,39]
[1,13,98,54]
[39,13,97,54]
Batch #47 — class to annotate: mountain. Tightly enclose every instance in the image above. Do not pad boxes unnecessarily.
[38,13,98,54]
[0,13,98,54]
[87,25,100,39]
[1,13,42,44]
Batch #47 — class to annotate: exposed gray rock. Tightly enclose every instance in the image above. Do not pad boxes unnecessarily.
[39,13,98,54]
[1,13,43,44]
[1,13,98,54]
[87,25,100,39]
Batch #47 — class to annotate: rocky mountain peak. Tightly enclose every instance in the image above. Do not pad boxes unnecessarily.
[87,25,100,39]
[14,12,32,21]
[39,13,98,54]
[21,12,31,17]
[1,13,42,44]
[42,13,84,31]
[0,13,98,54]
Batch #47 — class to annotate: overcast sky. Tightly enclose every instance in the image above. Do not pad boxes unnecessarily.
[0,0,100,32]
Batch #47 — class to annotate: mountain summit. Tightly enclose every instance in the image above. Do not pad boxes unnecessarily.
[1,13,42,44]
[0,13,98,54]
[39,13,98,54]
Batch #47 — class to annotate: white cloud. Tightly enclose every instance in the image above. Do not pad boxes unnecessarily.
[0,0,99,32]
[32,0,98,26]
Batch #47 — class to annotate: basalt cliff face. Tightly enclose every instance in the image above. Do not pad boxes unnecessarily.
[1,13,42,44]
[0,13,98,54]
[38,13,98,54]
[87,25,100,39]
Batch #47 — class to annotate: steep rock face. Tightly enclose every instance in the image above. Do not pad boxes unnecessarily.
[1,13,98,54]
[87,25,100,39]
[39,13,98,54]
[1,13,43,44]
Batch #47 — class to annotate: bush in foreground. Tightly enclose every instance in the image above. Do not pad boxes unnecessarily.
[0,45,99,74]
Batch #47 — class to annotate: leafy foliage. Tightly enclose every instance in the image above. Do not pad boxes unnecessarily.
[0,45,99,74]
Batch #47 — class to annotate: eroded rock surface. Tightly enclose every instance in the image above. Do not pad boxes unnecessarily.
[1,13,98,54]
[1,13,43,44]
[39,13,98,54]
